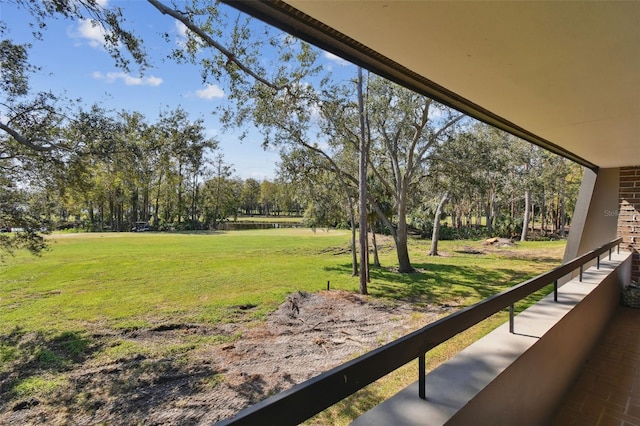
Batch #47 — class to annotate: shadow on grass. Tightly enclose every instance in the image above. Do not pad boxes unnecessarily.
[325,262,547,308]
[61,355,220,424]
[0,329,98,373]
[0,328,102,406]
[495,253,565,264]
[0,327,223,424]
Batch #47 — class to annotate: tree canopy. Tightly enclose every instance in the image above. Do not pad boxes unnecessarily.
[2,1,583,279]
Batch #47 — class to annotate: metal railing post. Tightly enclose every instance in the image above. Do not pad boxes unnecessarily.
[509,304,515,333]
[419,354,426,399]
[597,255,600,269]
[579,265,583,282]
[554,280,558,302]
[609,247,613,260]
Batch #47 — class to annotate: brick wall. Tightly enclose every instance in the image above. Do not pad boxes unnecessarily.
[618,167,640,282]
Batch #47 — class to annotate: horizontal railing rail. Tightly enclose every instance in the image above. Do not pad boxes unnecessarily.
[216,237,623,426]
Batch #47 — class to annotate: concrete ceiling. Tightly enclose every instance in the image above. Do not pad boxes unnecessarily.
[230,1,640,169]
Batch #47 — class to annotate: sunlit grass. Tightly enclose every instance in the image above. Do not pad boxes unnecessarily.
[12,375,66,398]
[1,229,355,333]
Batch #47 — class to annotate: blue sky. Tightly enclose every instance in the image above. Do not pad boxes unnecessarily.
[1,1,354,180]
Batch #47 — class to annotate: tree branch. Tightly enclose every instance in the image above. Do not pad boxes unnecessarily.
[0,122,64,152]
[146,0,285,92]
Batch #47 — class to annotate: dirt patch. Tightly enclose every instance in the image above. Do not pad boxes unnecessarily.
[1,291,446,425]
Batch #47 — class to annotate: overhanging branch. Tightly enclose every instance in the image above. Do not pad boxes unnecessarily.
[147,0,285,92]
[0,122,64,152]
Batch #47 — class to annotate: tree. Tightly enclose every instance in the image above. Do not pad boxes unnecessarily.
[155,107,217,228]
[2,0,276,248]
[278,145,359,275]
[260,180,277,216]
[428,193,449,256]
[0,37,73,254]
[365,76,463,272]
[202,154,237,228]
[240,179,261,215]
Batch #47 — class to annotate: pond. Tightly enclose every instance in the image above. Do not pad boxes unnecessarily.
[217,222,303,231]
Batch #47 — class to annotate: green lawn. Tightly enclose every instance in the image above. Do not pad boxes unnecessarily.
[0,229,566,423]
[0,230,565,335]
[0,229,357,333]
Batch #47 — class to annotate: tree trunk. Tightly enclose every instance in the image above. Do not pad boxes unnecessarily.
[143,186,150,223]
[396,228,413,273]
[520,189,531,242]
[177,162,183,225]
[371,225,381,267]
[109,195,115,231]
[153,170,163,227]
[88,201,95,229]
[394,176,414,273]
[429,193,448,256]
[487,189,497,235]
[351,217,358,276]
[117,199,124,232]
[541,190,546,233]
[99,202,104,232]
[531,203,535,234]
[560,182,566,236]
[131,188,139,224]
[357,66,368,294]
[191,175,199,229]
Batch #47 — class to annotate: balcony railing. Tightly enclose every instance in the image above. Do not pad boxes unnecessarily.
[216,237,623,426]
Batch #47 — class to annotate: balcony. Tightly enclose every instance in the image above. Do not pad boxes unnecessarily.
[350,242,631,426]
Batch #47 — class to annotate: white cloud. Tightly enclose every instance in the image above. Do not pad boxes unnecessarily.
[92,71,163,86]
[195,84,225,100]
[324,51,350,67]
[174,21,189,48]
[176,21,188,39]
[69,19,109,49]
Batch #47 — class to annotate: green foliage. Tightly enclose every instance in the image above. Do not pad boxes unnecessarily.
[493,214,524,239]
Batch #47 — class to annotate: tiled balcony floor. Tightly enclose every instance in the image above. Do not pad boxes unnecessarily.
[552,306,640,426]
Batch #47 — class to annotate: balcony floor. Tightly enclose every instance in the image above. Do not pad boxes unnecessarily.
[552,306,640,426]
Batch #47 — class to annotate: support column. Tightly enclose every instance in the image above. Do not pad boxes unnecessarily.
[562,168,620,283]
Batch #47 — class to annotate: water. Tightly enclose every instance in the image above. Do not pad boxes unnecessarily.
[217,222,303,231]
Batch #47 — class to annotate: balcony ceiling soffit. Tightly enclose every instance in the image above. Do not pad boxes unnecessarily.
[283,1,640,169]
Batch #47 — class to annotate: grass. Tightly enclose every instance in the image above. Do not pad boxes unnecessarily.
[1,231,563,333]
[1,229,356,333]
[0,229,566,422]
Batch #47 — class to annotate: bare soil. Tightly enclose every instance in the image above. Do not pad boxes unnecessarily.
[1,291,448,425]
